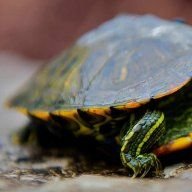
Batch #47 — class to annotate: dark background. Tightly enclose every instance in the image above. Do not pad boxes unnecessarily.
[1,0,192,59]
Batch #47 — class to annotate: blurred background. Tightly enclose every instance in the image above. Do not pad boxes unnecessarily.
[0,0,192,59]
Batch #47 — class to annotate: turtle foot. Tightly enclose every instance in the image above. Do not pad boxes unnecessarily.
[120,152,161,177]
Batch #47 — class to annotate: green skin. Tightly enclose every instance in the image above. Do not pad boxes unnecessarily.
[16,83,192,177]
[118,83,192,177]
[119,83,192,177]
[120,111,164,177]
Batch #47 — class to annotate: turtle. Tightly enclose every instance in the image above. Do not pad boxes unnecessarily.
[7,15,192,177]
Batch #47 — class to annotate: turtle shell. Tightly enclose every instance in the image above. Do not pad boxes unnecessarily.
[9,15,192,116]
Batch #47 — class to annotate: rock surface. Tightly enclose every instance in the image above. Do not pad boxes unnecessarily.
[1,53,192,191]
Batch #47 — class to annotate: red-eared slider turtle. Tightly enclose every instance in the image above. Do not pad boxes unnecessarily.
[8,15,192,177]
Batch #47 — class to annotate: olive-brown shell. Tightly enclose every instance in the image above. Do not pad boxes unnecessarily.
[9,15,192,112]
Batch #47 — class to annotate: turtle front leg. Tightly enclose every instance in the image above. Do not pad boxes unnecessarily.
[120,111,165,177]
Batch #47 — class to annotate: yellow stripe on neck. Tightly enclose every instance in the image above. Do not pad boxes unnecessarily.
[136,113,164,156]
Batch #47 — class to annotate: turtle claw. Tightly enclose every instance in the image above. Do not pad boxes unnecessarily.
[132,165,141,178]
[140,163,151,178]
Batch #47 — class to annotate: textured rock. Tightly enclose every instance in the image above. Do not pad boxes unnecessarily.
[18,175,192,192]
